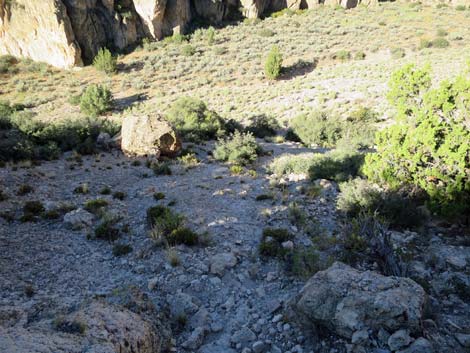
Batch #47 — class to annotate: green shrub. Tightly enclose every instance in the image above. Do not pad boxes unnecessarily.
[288,248,322,278]
[93,48,117,74]
[153,192,165,200]
[181,45,196,57]
[95,217,120,241]
[333,50,351,61]
[354,51,366,60]
[431,37,450,48]
[79,84,113,117]
[264,46,283,80]
[166,97,224,142]
[364,64,470,218]
[147,205,198,246]
[269,153,316,176]
[258,29,275,37]
[455,5,466,10]
[84,199,109,214]
[213,131,260,166]
[0,101,13,129]
[436,28,448,37]
[419,38,433,49]
[0,55,18,74]
[17,184,34,195]
[163,33,188,44]
[290,111,341,147]
[206,26,216,44]
[244,114,279,138]
[259,228,293,258]
[308,150,364,182]
[152,161,172,176]
[112,243,133,256]
[337,179,427,229]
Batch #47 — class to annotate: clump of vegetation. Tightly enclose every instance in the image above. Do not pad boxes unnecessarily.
[290,110,376,149]
[147,205,198,246]
[337,178,428,229]
[79,84,113,117]
[390,47,406,59]
[166,97,224,142]
[259,228,294,258]
[94,216,120,241]
[153,192,165,200]
[213,131,261,166]
[152,161,172,176]
[364,64,470,218]
[181,45,196,56]
[264,45,283,80]
[17,184,34,195]
[112,191,126,200]
[112,243,133,256]
[54,317,87,334]
[93,48,117,74]
[333,50,351,61]
[0,55,18,74]
[74,183,89,194]
[308,150,365,182]
[287,248,322,278]
[244,114,279,138]
[0,189,7,202]
[84,198,109,214]
[339,215,402,276]
[21,201,45,222]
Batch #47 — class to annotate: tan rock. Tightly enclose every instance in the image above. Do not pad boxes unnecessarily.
[0,0,82,68]
[121,114,181,157]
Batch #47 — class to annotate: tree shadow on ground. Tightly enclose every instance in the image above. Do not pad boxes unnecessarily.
[113,94,148,111]
[280,59,318,80]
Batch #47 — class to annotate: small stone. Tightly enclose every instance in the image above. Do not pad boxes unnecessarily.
[231,327,256,348]
[63,208,94,230]
[396,337,433,353]
[252,340,268,353]
[181,327,206,350]
[388,329,413,351]
[446,255,467,270]
[351,329,369,345]
[147,277,158,291]
[210,252,238,276]
[272,314,283,323]
[281,241,294,250]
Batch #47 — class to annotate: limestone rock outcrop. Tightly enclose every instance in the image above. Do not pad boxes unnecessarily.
[0,0,83,68]
[0,297,171,353]
[121,114,182,157]
[289,262,427,339]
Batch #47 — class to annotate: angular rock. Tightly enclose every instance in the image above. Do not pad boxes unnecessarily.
[388,329,413,351]
[289,262,427,339]
[455,333,470,348]
[210,252,238,276]
[121,115,181,158]
[396,338,433,353]
[63,208,94,230]
[0,299,171,353]
[230,327,256,348]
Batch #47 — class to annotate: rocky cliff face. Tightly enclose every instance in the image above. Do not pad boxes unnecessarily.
[0,0,83,68]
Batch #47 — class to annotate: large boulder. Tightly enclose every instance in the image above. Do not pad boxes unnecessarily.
[0,298,171,353]
[289,262,427,339]
[0,288,171,353]
[121,114,182,157]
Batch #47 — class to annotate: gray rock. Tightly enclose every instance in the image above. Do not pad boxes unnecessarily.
[396,338,433,353]
[166,292,199,318]
[182,327,206,350]
[210,252,238,276]
[189,307,211,330]
[252,340,269,353]
[388,330,413,351]
[351,329,369,345]
[455,333,470,348]
[231,327,256,348]
[63,208,94,230]
[199,342,236,353]
[148,277,158,291]
[289,262,427,339]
